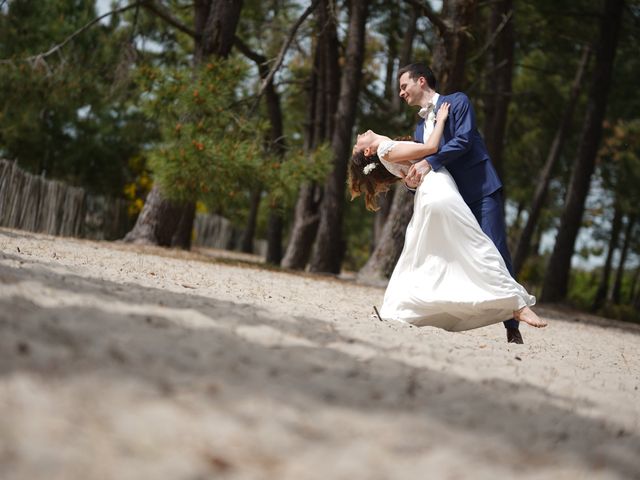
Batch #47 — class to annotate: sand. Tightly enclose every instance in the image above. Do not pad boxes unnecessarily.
[1,227,639,479]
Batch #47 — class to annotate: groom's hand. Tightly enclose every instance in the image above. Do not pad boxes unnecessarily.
[405,160,432,188]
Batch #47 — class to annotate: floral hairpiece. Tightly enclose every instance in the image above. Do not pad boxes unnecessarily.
[363,163,377,175]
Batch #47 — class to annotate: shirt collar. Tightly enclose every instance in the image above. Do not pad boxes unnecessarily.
[418,93,440,119]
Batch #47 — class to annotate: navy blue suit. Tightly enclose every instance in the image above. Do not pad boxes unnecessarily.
[415,92,518,330]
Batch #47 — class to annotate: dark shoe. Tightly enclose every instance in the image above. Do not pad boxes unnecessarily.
[507,327,524,344]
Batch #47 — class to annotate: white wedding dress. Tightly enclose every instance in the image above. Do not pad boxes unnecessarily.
[377,140,536,331]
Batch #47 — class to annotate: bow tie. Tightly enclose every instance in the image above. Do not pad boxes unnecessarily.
[418,103,436,119]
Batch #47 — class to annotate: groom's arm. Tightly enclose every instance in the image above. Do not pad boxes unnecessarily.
[425,93,474,171]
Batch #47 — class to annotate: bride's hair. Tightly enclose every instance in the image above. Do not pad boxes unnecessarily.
[348,150,399,212]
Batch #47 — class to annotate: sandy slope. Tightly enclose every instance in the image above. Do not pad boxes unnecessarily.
[1,227,639,480]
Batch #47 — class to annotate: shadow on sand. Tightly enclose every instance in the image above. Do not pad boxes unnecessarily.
[1,250,638,477]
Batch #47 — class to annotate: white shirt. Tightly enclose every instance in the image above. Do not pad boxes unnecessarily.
[422,92,440,141]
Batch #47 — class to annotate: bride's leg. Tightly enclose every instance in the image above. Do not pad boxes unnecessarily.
[513,306,547,328]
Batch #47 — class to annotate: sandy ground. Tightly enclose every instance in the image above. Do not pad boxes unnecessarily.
[1,227,639,480]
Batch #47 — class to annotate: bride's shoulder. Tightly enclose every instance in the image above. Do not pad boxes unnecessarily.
[377,139,396,158]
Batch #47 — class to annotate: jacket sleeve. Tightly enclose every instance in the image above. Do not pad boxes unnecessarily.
[427,94,474,171]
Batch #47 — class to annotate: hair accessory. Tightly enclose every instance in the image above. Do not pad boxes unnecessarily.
[363,163,377,175]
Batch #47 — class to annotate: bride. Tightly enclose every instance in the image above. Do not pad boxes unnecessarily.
[349,103,547,332]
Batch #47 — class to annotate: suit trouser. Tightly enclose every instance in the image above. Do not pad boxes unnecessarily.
[467,189,519,330]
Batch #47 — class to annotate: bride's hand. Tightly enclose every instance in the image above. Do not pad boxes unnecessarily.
[436,102,450,122]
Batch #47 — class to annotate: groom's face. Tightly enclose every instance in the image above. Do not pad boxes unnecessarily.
[399,72,425,106]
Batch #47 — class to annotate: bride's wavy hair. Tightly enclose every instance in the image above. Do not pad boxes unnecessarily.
[348,149,399,212]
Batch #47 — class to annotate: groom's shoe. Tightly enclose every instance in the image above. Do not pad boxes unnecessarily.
[506,327,524,344]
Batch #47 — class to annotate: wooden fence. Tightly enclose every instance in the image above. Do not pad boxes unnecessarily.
[0,159,130,240]
[193,213,266,256]
[0,159,267,254]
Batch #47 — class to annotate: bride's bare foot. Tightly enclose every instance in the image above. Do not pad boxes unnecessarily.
[514,306,548,328]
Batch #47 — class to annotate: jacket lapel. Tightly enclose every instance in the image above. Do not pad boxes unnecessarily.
[435,94,450,142]
[415,119,425,143]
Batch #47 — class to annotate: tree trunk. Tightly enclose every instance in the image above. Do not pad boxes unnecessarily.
[122,186,184,246]
[591,203,622,311]
[309,0,369,273]
[482,0,514,181]
[629,265,640,307]
[123,0,244,248]
[373,189,394,248]
[234,36,287,263]
[194,0,243,62]
[282,184,322,268]
[266,209,284,264]
[241,187,261,253]
[383,4,399,103]
[611,214,636,304]
[281,147,322,269]
[391,4,419,112]
[512,46,591,276]
[262,71,287,264]
[357,0,477,283]
[282,0,339,269]
[530,223,543,259]
[170,201,196,249]
[357,186,414,284]
[541,0,624,303]
[433,0,478,93]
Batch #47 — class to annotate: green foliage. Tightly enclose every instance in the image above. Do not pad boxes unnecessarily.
[567,267,640,324]
[0,0,158,196]
[609,3,640,120]
[566,269,599,309]
[600,304,640,324]
[139,59,331,217]
[517,254,547,297]
[140,60,261,205]
[260,143,333,211]
[598,119,640,214]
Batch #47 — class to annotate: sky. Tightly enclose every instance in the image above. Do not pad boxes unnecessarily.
[96,0,113,16]
[96,0,122,23]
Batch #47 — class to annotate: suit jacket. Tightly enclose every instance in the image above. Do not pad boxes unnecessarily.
[414,92,502,205]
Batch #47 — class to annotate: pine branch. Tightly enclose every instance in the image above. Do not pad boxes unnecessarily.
[233,36,267,67]
[468,9,513,63]
[141,0,197,38]
[0,1,145,65]
[129,1,141,43]
[253,0,321,102]
[0,1,198,66]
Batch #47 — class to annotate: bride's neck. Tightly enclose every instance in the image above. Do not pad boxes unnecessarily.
[372,134,391,151]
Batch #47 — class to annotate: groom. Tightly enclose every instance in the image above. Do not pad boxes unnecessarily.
[398,62,524,344]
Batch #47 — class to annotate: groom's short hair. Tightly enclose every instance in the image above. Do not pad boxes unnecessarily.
[398,63,437,90]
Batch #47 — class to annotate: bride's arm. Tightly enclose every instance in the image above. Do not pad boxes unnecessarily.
[424,103,450,152]
[381,103,450,164]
